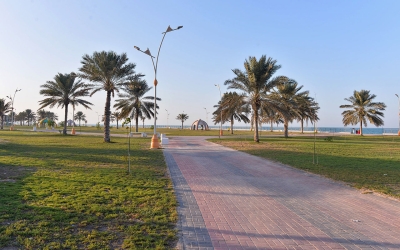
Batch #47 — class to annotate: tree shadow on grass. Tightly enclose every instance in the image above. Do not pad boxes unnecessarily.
[0,166,176,249]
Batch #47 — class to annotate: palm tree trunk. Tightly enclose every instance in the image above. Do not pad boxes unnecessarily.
[360,120,363,136]
[135,110,139,133]
[116,119,119,129]
[284,119,289,138]
[253,108,259,142]
[270,121,273,132]
[230,115,234,134]
[1,115,4,129]
[301,119,304,133]
[181,121,183,129]
[63,105,68,135]
[104,91,111,142]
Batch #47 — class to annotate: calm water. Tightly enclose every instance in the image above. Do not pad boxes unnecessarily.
[106,124,398,135]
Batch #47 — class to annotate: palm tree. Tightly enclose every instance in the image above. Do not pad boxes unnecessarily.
[111,111,121,129]
[25,109,36,126]
[225,55,284,142]
[176,113,189,129]
[296,95,319,133]
[46,111,58,122]
[213,92,250,134]
[16,111,27,126]
[36,109,47,127]
[38,73,93,135]
[140,115,146,128]
[260,109,284,132]
[270,78,312,138]
[0,98,12,129]
[110,114,116,124]
[114,76,159,132]
[6,111,16,127]
[79,51,137,142]
[74,111,86,127]
[340,90,386,135]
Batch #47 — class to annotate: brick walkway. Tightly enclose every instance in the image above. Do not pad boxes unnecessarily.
[164,136,400,250]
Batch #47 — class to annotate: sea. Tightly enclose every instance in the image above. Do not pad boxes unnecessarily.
[101,124,399,135]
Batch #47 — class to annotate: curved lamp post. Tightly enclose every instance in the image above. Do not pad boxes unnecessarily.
[396,94,400,136]
[214,84,223,137]
[6,88,21,131]
[204,107,209,124]
[134,25,183,149]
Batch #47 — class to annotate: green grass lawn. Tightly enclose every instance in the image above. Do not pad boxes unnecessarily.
[0,131,177,249]
[210,135,400,198]
[7,124,283,137]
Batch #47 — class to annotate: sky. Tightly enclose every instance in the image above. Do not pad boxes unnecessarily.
[1,0,400,128]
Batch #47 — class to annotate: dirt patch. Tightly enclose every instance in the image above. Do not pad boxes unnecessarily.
[0,139,9,144]
[0,166,36,180]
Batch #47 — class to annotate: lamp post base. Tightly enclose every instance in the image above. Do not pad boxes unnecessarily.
[219,130,223,136]
[150,134,160,149]
[71,127,76,135]
[398,130,400,136]
[10,126,14,131]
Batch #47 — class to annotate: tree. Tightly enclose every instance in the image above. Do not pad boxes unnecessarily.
[140,115,146,128]
[37,109,58,127]
[259,109,284,132]
[270,78,313,137]
[46,111,58,122]
[176,113,189,129]
[16,111,27,126]
[74,111,86,127]
[340,90,386,135]
[25,109,36,126]
[225,55,284,142]
[0,98,11,129]
[79,51,136,142]
[213,92,250,134]
[111,111,121,129]
[37,109,47,120]
[38,73,93,135]
[114,76,159,132]
[296,95,319,133]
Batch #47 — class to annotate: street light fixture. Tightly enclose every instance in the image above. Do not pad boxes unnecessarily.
[214,84,223,137]
[396,94,400,136]
[134,25,183,149]
[6,88,21,131]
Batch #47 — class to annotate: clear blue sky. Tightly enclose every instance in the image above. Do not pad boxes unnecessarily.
[1,0,400,128]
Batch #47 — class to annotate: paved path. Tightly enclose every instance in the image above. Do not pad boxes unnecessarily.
[163,136,400,250]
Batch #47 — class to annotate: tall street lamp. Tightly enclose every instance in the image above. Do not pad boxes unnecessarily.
[214,84,223,137]
[95,111,99,123]
[204,107,209,124]
[396,94,400,136]
[6,88,21,131]
[71,103,76,135]
[165,109,169,128]
[134,25,183,149]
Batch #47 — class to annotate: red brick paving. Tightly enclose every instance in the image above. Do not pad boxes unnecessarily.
[165,136,400,250]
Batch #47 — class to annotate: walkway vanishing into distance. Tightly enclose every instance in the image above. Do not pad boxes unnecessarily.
[163,136,400,250]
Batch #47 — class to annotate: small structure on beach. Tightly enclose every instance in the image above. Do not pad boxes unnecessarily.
[191,119,209,130]
[67,119,76,126]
